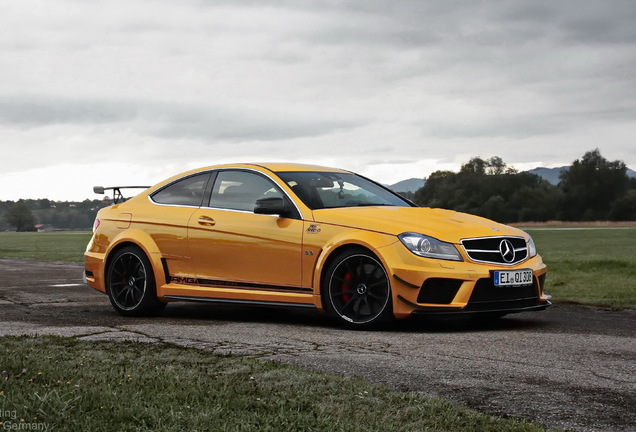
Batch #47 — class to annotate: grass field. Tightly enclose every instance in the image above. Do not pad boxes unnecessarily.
[0,336,554,432]
[0,231,91,263]
[524,227,636,309]
[0,228,634,309]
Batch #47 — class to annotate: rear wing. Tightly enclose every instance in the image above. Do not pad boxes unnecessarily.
[93,186,150,204]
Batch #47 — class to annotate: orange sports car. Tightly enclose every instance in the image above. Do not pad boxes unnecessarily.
[84,163,550,328]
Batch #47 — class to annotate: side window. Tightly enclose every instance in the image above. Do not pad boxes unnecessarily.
[151,173,210,206]
[209,170,283,212]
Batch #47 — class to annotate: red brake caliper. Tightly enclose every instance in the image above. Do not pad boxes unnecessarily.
[341,271,352,303]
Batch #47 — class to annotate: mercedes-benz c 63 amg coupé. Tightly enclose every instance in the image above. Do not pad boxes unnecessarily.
[84,163,550,328]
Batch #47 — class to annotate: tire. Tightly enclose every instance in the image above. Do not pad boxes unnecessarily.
[323,248,393,328]
[106,245,166,316]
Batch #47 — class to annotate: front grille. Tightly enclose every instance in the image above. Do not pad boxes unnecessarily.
[464,276,540,311]
[461,236,528,265]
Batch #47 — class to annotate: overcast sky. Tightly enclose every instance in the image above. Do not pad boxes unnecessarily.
[1,0,635,201]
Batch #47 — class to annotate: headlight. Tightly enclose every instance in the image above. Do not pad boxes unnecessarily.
[527,236,537,258]
[398,233,463,261]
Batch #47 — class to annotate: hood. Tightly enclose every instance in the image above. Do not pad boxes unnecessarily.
[311,206,526,243]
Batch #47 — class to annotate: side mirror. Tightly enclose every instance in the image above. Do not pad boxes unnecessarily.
[254,197,289,216]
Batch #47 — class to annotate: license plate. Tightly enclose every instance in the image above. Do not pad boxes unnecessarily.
[493,269,533,287]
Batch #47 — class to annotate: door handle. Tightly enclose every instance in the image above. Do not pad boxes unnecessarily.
[197,216,216,226]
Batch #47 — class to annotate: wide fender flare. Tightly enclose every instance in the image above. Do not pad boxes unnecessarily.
[104,229,167,287]
[311,230,399,299]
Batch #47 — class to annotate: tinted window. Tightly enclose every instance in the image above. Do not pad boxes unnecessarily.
[151,173,210,206]
[277,171,413,210]
[209,170,283,212]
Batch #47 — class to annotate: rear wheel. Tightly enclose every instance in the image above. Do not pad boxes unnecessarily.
[106,245,165,316]
[323,249,393,328]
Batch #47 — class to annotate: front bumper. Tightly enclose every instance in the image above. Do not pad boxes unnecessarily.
[408,300,551,317]
[385,246,550,319]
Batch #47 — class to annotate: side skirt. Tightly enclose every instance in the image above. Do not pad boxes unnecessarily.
[164,295,316,309]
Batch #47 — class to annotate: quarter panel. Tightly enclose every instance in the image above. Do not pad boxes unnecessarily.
[129,205,198,280]
[104,229,168,287]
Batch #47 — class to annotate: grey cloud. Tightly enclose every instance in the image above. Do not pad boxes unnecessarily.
[291,0,636,52]
[501,1,636,45]
[366,159,413,166]
[1,0,636,193]
[425,115,570,140]
[0,98,135,125]
[0,97,359,142]
[563,15,636,45]
[148,106,358,142]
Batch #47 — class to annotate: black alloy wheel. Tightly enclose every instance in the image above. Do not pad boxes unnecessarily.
[106,245,165,316]
[324,249,393,328]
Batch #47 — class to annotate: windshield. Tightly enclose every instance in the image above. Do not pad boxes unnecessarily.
[276,171,414,210]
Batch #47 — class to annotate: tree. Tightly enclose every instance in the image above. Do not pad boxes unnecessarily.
[558,149,629,221]
[609,191,636,221]
[485,156,518,175]
[4,200,37,232]
[414,157,557,223]
[460,156,518,176]
[460,157,487,175]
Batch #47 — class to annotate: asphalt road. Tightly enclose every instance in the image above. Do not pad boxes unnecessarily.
[0,258,634,432]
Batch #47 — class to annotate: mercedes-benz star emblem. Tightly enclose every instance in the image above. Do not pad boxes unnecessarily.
[499,239,515,263]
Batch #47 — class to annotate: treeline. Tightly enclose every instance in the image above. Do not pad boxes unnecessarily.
[413,149,636,223]
[1,149,635,231]
[0,199,108,231]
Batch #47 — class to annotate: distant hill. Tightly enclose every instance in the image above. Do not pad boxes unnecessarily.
[526,167,568,185]
[388,178,425,193]
[526,166,636,185]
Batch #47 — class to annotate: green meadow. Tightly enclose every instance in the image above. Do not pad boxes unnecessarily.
[0,228,634,309]
[524,227,636,309]
[0,231,92,263]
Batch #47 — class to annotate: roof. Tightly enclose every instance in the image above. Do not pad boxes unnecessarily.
[244,162,350,173]
[141,162,354,194]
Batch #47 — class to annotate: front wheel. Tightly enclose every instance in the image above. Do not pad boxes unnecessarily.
[323,249,393,328]
[106,245,165,316]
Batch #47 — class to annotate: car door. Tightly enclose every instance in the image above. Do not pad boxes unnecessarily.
[187,169,305,291]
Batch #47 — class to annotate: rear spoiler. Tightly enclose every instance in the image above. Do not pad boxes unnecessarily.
[93,186,150,204]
